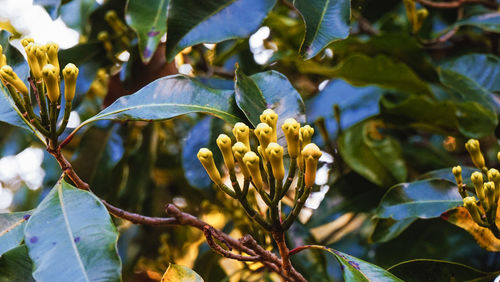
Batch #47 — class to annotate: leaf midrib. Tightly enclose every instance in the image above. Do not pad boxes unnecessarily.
[308,0,330,49]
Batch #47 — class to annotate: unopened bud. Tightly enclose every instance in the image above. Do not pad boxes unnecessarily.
[463,196,486,226]
[488,168,500,202]
[265,143,285,182]
[25,43,42,80]
[45,43,59,71]
[452,166,462,186]
[62,63,78,102]
[254,123,273,158]
[260,109,278,142]
[484,181,495,212]
[20,38,34,48]
[299,125,314,148]
[0,54,6,68]
[232,122,250,150]
[282,118,300,158]
[42,64,60,102]
[216,134,235,171]
[232,142,250,178]
[34,45,48,71]
[471,172,485,204]
[197,148,222,186]
[243,151,263,190]
[302,143,322,188]
[465,139,486,170]
[0,65,28,95]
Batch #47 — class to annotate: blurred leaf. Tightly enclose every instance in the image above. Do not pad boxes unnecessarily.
[34,0,61,19]
[24,180,121,281]
[454,12,500,33]
[298,54,431,95]
[442,206,500,252]
[441,54,500,92]
[388,259,500,281]
[297,245,402,281]
[161,263,204,281]
[126,0,169,62]
[338,119,407,187]
[370,218,416,243]
[293,0,350,59]
[376,179,462,220]
[0,211,31,255]
[60,0,97,34]
[165,0,277,61]
[0,245,35,282]
[76,75,245,130]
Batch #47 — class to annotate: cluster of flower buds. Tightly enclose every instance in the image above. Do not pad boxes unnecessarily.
[197,109,322,231]
[0,39,79,148]
[98,10,135,62]
[453,139,500,234]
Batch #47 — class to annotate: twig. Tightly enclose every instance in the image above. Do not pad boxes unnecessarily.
[203,226,261,261]
[415,0,497,9]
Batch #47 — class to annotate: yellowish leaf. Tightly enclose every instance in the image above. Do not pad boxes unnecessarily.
[161,264,203,282]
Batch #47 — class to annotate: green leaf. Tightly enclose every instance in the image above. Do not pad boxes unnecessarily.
[234,69,306,128]
[370,218,416,243]
[388,259,500,281]
[418,166,478,187]
[24,180,121,281]
[126,0,169,63]
[297,54,431,95]
[293,0,350,59]
[376,179,462,220]
[165,0,277,61]
[297,245,402,281]
[0,245,35,282]
[338,119,407,187]
[0,211,31,255]
[161,264,204,282]
[74,75,245,132]
[441,54,500,92]
[454,12,500,33]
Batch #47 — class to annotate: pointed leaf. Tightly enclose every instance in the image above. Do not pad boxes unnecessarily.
[0,245,35,282]
[388,259,500,281]
[126,0,169,62]
[0,211,32,255]
[24,180,121,281]
[442,206,500,252]
[75,75,245,132]
[441,54,500,92]
[161,264,204,282]
[376,179,463,220]
[293,0,350,59]
[165,0,276,61]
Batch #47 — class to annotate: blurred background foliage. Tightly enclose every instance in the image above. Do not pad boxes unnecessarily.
[2,0,500,280]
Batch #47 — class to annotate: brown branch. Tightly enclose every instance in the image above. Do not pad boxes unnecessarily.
[414,0,497,9]
[289,245,316,256]
[272,232,293,277]
[203,226,261,261]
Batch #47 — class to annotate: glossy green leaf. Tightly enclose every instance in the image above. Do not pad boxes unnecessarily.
[293,0,350,59]
[338,119,407,187]
[298,245,402,281]
[0,245,35,282]
[165,0,277,61]
[126,0,169,63]
[74,75,245,133]
[441,54,500,92]
[298,54,431,95]
[376,179,462,220]
[0,211,31,255]
[418,166,478,187]
[234,69,306,129]
[388,259,500,281]
[24,180,121,281]
[454,12,500,33]
[161,263,204,282]
[370,218,416,243]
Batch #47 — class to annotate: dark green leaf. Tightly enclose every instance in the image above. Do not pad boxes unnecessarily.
[441,54,500,92]
[165,0,277,61]
[162,263,204,281]
[338,119,407,187]
[454,12,500,33]
[24,180,121,281]
[370,218,416,243]
[0,245,35,282]
[293,0,350,59]
[60,0,97,34]
[418,166,478,187]
[376,179,462,220]
[234,66,269,126]
[0,211,31,255]
[126,0,169,63]
[76,75,245,131]
[388,259,500,282]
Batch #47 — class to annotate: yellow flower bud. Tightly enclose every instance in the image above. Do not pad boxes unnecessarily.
[98,31,113,52]
[216,134,235,171]
[265,143,285,182]
[260,109,278,142]
[105,10,127,34]
[62,63,78,102]
[299,125,314,148]
[20,38,34,48]
[254,123,273,158]
[484,181,495,211]
[0,65,28,95]
[42,64,60,103]
[302,143,322,188]
[25,43,42,80]
[452,165,462,186]
[463,196,485,226]
[197,148,222,186]
[232,122,250,150]
[257,145,267,167]
[232,142,250,178]
[0,54,6,68]
[471,171,485,203]
[488,168,500,202]
[243,151,263,190]
[34,45,48,71]
[498,152,500,164]
[282,118,300,158]
[465,139,486,170]
[45,43,59,71]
